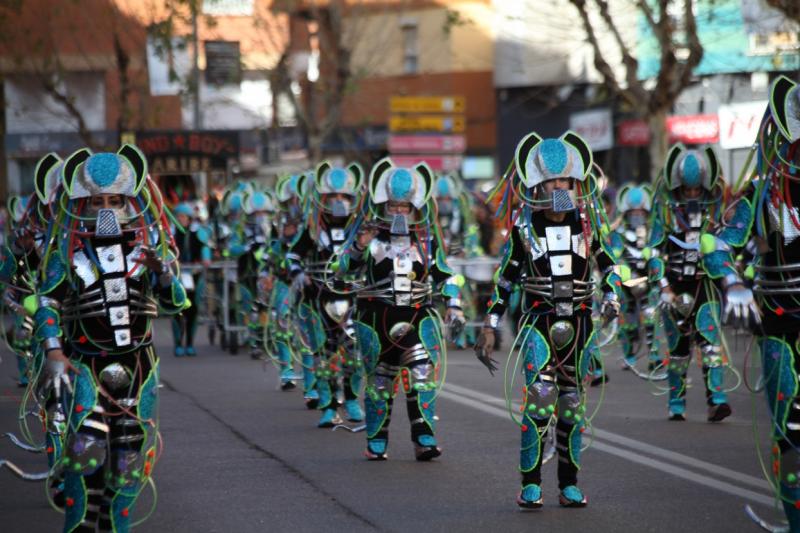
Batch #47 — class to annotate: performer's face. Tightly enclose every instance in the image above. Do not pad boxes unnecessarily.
[542,178,571,194]
[386,201,412,215]
[176,213,190,227]
[87,194,125,215]
[681,185,702,199]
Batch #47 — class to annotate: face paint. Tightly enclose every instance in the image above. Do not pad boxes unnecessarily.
[328,198,351,217]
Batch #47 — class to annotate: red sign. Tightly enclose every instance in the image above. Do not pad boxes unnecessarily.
[391,155,463,172]
[618,119,651,146]
[617,115,720,147]
[666,114,719,144]
[388,134,467,154]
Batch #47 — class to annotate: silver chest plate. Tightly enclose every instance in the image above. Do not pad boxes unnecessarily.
[545,226,571,251]
[549,254,572,276]
[97,244,125,274]
[73,251,99,287]
[768,202,800,244]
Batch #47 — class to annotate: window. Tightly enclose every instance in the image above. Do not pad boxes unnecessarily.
[401,20,418,74]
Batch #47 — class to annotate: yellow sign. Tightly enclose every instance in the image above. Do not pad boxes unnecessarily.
[390,96,465,114]
[389,115,466,133]
[120,131,137,145]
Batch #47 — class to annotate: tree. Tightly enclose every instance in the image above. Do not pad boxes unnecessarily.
[567,0,703,174]
[268,0,353,161]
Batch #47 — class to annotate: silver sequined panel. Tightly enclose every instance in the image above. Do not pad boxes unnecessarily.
[97,245,125,274]
[768,202,800,244]
[104,278,128,302]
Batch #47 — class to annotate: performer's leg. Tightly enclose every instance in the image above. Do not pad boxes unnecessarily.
[760,335,800,531]
[695,301,730,422]
[517,321,553,508]
[184,288,199,356]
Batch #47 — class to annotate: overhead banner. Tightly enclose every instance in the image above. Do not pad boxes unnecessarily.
[718,100,767,149]
[391,155,463,172]
[569,108,613,151]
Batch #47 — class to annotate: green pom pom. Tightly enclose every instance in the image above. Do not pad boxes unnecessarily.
[642,247,651,260]
[700,233,716,255]
[744,264,755,280]
[23,294,38,315]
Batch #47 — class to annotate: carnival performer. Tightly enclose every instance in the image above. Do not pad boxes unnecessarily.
[170,203,211,357]
[2,194,37,387]
[738,75,800,531]
[0,153,68,505]
[606,183,659,370]
[286,162,366,426]
[338,158,464,460]
[434,173,482,348]
[647,144,746,422]
[266,173,316,405]
[475,131,622,509]
[228,187,281,367]
[33,145,187,532]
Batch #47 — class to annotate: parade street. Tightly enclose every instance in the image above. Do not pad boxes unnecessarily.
[0,321,782,532]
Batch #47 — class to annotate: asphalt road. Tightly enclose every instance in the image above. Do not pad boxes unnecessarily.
[0,320,785,532]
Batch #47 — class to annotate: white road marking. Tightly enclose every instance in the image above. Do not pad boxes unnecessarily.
[440,385,776,508]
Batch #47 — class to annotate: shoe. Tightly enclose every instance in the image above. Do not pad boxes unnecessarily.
[280,379,297,391]
[559,485,587,507]
[413,434,441,461]
[668,400,686,421]
[344,399,364,422]
[250,349,263,360]
[517,484,543,510]
[622,356,636,370]
[304,390,320,410]
[707,402,732,422]
[365,439,388,460]
[174,346,185,357]
[669,412,686,421]
[317,408,341,428]
[185,346,196,357]
[590,373,608,387]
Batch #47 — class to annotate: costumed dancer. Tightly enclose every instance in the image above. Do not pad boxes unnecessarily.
[170,203,211,357]
[475,131,622,508]
[2,195,37,387]
[267,173,315,404]
[647,144,745,422]
[34,145,187,532]
[434,173,482,348]
[337,158,464,460]
[287,162,365,426]
[740,75,800,532]
[228,187,280,366]
[606,183,660,370]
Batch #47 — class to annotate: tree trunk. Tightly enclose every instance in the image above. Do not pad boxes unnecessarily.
[647,110,669,179]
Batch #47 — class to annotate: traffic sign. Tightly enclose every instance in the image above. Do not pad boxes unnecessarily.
[389,115,466,133]
[388,134,467,153]
[389,96,465,113]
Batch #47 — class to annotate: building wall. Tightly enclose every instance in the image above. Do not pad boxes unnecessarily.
[341,70,495,151]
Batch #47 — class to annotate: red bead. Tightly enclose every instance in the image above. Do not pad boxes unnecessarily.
[377,409,384,415]
[527,363,533,370]
[121,508,129,517]
[795,501,800,510]
[78,336,87,343]
[75,405,84,413]
[776,307,785,316]
[580,303,586,310]
[422,402,429,409]
[47,318,55,325]
[533,301,540,308]
[779,393,785,401]
[615,281,621,286]
[66,497,74,507]
[433,345,439,350]
[46,447,54,453]
[521,424,528,432]
[707,325,714,331]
